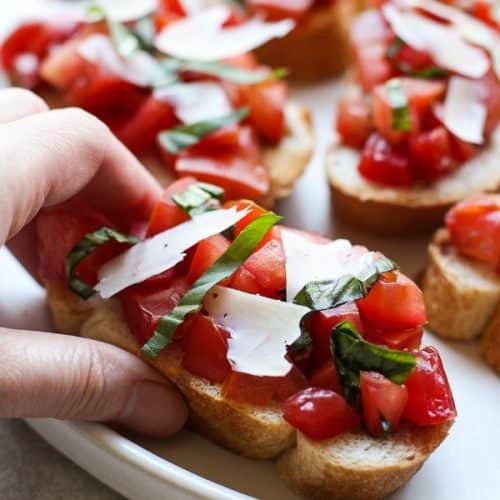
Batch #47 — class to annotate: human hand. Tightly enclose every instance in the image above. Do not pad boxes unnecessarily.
[0,88,188,437]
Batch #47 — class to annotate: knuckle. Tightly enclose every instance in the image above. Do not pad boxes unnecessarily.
[9,87,49,114]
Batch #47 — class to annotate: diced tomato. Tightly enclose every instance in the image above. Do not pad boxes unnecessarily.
[284,388,360,440]
[354,44,394,93]
[36,203,123,283]
[336,97,373,148]
[389,41,435,73]
[409,126,457,182]
[116,96,177,153]
[357,271,427,331]
[445,195,500,268]
[147,178,197,237]
[402,347,456,426]
[223,199,267,236]
[172,126,270,200]
[194,125,242,153]
[222,365,308,406]
[477,72,500,138]
[308,303,363,363]
[358,133,414,187]
[363,323,423,351]
[182,315,232,383]
[158,0,186,15]
[470,0,499,28]
[309,360,340,392]
[188,234,231,283]
[247,0,313,21]
[241,235,286,298]
[119,277,190,345]
[1,21,77,87]
[229,266,263,294]
[360,371,408,436]
[450,134,476,163]
[239,81,287,144]
[373,78,445,144]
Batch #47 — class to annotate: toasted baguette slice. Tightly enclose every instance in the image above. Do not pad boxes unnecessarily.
[46,281,452,497]
[326,131,500,236]
[38,89,314,206]
[277,422,452,500]
[47,283,294,459]
[254,0,362,81]
[480,308,500,374]
[421,229,500,341]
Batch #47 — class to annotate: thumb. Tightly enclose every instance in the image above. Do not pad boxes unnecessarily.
[0,328,188,437]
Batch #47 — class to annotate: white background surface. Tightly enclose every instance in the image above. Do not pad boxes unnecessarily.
[0,79,499,499]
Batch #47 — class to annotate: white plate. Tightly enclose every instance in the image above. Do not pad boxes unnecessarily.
[0,81,499,500]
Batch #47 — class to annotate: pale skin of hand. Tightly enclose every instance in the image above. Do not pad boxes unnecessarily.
[0,88,188,437]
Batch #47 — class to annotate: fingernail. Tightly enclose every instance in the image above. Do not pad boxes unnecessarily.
[118,381,188,437]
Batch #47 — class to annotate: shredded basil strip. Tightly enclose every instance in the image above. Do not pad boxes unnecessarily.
[386,78,411,132]
[65,227,139,300]
[133,15,156,52]
[330,321,416,407]
[290,257,397,350]
[172,182,224,217]
[141,212,282,359]
[158,107,248,154]
[157,57,287,85]
[87,5,140,58]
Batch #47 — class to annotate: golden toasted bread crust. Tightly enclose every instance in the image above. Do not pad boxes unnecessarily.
[480,309,500,374]
[277,422,452,500]
[422,229,500,340]
[254,0,362,81]
[326,135,500,235]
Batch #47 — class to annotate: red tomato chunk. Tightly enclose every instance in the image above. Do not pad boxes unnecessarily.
[284,388,360,440]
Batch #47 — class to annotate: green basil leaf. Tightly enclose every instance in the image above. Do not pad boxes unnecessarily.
[158,107,248,154]
[330,321,416,406]
[290,257,397,351]
[293,257,397,310]
[172,182,224,217]
[157,57,287,84]
[386,37,404,60]
[87,5,140,58]
[386,78,411,132]
[141,212,282,359]
[65,227,139,300]
[133,15,155,52]
[410,66,447,79]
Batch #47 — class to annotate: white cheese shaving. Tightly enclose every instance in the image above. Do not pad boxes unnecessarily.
[95,207,248,299]
[204,286,309,377]
[382,3,490,78]
[281,229,380,302]
[178,0,226,15]
[77,34,158,87]
[93,0,158,22]
[154,82,232,123]
[154,5,294,61]
[443,77,487,145]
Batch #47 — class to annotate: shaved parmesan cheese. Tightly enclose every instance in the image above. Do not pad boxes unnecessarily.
[154,82,232,123]
[204,286,309,377]
[77,34,158,87]
[94,0,158,22]
[178,0,226,15]
[154,5,293,61]
[95,208,248,299]
[382,3,490,78]
[76,35,150,83]
[443,77,486,145]
[282,229,380,302]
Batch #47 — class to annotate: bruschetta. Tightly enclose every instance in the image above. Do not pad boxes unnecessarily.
[328,0,500,235]
[0,0,314,205]
[422,194,500,374]
[37,178,456,499]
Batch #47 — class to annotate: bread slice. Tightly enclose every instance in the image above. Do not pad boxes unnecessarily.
[38,88,313,205]
[326,132,500,236]
[254,0,369,81]
[45,281,452,496]
[277,422,451,500]
[421,229,500,341]
[480,308,500,374]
